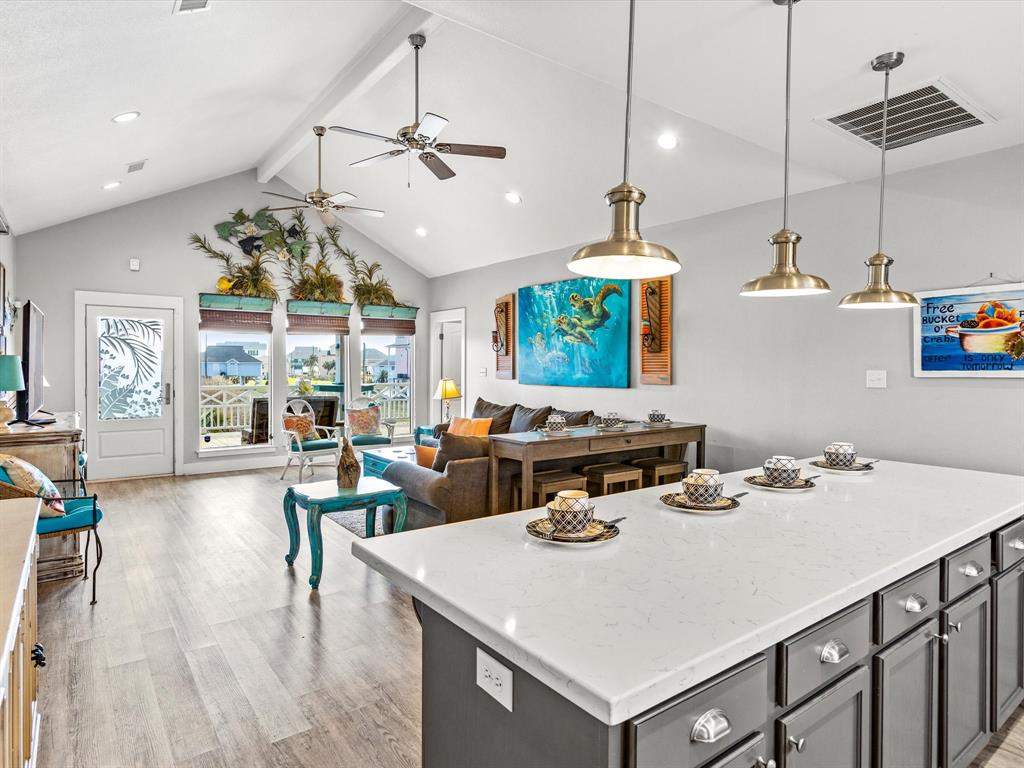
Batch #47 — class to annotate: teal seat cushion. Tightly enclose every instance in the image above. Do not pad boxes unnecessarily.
[351,434,392,447]
[290,439,339,452]
[38,500,103,535]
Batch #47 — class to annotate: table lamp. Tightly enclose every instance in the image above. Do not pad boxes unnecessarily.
[432,378,462,423]
[0,355,26,433]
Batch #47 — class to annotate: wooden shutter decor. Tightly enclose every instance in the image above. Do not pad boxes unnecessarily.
[495,293,515,380]
[361,317,416,335]
[639,277,671,385]
[198,308,273,333]
[286,313,350,335]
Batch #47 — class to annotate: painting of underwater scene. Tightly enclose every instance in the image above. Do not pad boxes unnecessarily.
[517,277,630,388]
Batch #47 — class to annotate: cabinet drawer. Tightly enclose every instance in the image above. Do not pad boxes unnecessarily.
[993,518,1024,572]
[700,731,770,768]
[362,455,389,479]
[874,562,940,645]
[778,600,870,706]
[991,561,1024,730]
[588,431,665,453]
[941,537,991,603]
[630,654,768,768]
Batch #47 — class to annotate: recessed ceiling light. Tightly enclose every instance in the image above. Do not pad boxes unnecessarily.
[102,181,121,190]
[657,132,678,150]
[415,226,427,237]
[504,191,523,205]
[111,111,140,124]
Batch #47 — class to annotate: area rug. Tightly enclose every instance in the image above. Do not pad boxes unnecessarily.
[324,507,387,538]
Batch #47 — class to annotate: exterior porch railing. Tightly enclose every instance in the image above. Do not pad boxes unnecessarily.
[199,383,269,433]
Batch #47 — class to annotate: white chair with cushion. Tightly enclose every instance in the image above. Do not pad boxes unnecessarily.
[280,398,340,482]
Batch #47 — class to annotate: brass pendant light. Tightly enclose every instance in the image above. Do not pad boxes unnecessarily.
[740,0,830,298]
[567,0,680,280]
[839,52,919,309]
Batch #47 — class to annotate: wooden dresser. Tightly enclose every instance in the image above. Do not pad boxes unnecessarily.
[0,414,84,582]
[1,498,42,768]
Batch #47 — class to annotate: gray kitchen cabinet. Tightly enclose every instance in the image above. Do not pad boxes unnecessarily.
[873,618,941,768]
[991,561,1024,730]
[776,666,870,768]
[941,585,990,768]
[700,732,774,768]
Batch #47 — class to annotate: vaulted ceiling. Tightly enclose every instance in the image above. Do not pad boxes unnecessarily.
[2,1,1022,277]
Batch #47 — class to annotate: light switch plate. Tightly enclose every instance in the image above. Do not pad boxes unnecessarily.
[866,369,887,388]
[479,367,488,377]
[129,257,141,272]
[476,648,513,711]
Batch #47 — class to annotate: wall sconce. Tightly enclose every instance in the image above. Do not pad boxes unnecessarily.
[492,304,507,354]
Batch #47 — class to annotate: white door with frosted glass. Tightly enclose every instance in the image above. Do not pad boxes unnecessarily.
[86,305,175,479]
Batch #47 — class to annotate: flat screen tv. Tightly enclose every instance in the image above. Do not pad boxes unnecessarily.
[16,300,54,425]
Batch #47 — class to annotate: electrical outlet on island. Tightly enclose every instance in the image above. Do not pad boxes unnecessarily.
[476,648,513,711]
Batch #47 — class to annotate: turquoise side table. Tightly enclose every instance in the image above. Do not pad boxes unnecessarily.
[283,477,407,588]
[414,425,434,445]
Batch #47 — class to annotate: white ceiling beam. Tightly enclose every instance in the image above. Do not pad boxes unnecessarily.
[256,5,443,183]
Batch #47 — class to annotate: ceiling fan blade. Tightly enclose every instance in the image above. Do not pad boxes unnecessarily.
[263,191,309,203]
[318,209,338,227]
[436,143,507,159]
[415,112,448,142]
[419,151,456,180]
[350,149,407,168]
[329,125,401,145]
[326,190,357,204]
[338,205,385,218]
[265,206,306,212]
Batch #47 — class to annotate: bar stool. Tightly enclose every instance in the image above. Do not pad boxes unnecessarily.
[511,470,587,511]
[630,458,688,488]
[580,463,643,497]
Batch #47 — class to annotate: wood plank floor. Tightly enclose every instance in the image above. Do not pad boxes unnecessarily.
[35,468,1023,767]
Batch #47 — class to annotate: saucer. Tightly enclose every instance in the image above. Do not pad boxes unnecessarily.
[744,474,816,493]
[641,420,674,427]
[809,459,875,474]
[659,493,740,514]
[525,518,620,545]
[536,426,571,437]
[596,424,626,432]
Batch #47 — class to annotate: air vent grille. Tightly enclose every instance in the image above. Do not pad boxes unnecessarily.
[127,160,146,174]
[823,81,990,150]
[173,0,210,15]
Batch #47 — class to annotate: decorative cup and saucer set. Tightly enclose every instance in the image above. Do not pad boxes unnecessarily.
[596,412,626,432]
[660,468,745,513]
[809,442,878,474]
[536,413,570,437]
[744,455,818,493]
[641,409,673,427]
[525,489,621,545]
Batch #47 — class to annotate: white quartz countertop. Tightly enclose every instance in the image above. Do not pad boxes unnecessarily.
[351,460,1024,725]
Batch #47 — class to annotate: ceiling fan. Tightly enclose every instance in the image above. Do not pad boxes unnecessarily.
[262,126,384,226]
[330,33,507,181]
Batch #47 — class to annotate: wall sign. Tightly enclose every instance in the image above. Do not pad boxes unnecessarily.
[913,283,1023,378]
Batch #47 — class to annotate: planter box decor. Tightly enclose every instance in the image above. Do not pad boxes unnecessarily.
[286,300,353,317]
[359,304,418,319]
[198,293,274,312]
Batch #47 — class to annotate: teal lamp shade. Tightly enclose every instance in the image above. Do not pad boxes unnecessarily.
[0,355,25,392]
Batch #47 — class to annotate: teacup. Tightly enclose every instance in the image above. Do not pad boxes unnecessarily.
[824,442,857,468]
[763,455,799,485]
[547,492,594,534]
[647,409,666,423]
[684,469,723,505]
[554,489,590,513]
[545,414,567,431]
[601,412,623,428]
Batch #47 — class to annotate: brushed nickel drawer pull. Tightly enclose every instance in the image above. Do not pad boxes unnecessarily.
[819,638,850,665]
[928,631,950,645]
[756,759,777,768]
[690,708,731,744]
[788,736,807,753]
[904,593,928,613]
[960,560,985,578]
[1008,538,1024,551]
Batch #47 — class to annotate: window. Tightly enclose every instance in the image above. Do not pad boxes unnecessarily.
[287,331,345,398]
[198,329,271,449]
[359,333,412,437]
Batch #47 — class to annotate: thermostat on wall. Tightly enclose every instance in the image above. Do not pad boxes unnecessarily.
[129,257,141,272]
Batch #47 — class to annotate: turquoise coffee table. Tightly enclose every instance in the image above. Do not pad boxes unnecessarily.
[283,477,407,588]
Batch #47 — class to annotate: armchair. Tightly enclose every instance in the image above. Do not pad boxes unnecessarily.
[346,396,395,449]
[280,398,340,482]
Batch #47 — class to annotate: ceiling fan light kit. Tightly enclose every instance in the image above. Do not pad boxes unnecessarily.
[741,0,830,298]
[568,0,680,280]
[839,51,919,310]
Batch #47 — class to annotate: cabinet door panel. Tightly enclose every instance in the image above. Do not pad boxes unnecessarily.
[776,666,869,768]
[942,585,990,768]
[992,562,1024,730]
[874,618,940,768]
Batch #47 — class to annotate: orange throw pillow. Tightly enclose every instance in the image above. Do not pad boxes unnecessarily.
[448,417,492,436]
[415,444,438,468]
[283,415,316,441]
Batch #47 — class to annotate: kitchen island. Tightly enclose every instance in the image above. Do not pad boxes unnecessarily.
[352,460,1024,768]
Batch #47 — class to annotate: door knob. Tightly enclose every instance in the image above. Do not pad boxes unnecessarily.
[789,736,807,753]
[950,621,962,633]
[164,382,172,405]
[928,631,950,645]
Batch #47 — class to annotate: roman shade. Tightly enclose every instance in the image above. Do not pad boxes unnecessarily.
[286,313,350,335]
[198,308,273,333]
[361,317,416,336]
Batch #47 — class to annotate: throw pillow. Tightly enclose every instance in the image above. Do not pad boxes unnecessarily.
[550,408,595,427]
[448,416,492,436]
[431,433,489,473]
[470,397,517,434]
[509,404,552,433]
[283,415,316,441]
[0,454,65,517]
[414,444,438,468]
[347,405,381,436]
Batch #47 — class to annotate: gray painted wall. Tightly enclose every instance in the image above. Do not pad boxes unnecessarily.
[429,146,1024,475]
[15,169,431,469]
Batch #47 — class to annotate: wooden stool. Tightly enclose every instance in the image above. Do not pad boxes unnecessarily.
[511,470,587,511]
[580,463,643,497]
[630,458,688,488]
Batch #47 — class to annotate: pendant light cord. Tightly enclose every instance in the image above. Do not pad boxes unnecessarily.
[316,133,322,192]
[414,44,420,123]
[622,0,636,183]
[877,67,890,254]
[782,0,793,229]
